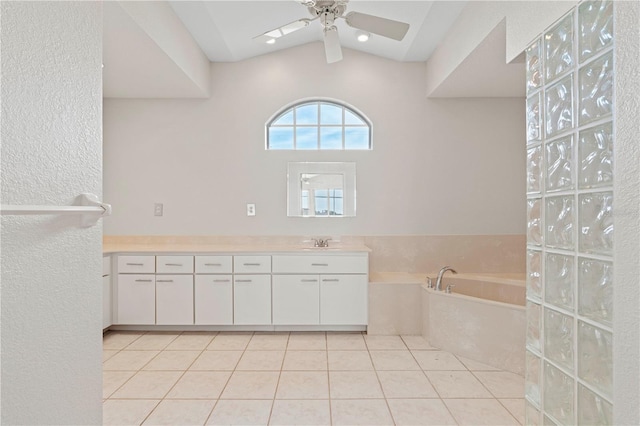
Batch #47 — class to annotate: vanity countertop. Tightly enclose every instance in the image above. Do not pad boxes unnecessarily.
[103,236,371,254]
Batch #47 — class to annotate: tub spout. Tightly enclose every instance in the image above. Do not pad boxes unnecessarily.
[435,266,457,291]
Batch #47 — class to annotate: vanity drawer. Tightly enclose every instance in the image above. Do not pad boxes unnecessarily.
[272,255,368,274]
[234,255,271,273]
[118,255,155,274]
[195,255,233,274]
[156,255,194,274]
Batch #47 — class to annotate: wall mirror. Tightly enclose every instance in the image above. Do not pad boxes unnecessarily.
[287,162,356,217]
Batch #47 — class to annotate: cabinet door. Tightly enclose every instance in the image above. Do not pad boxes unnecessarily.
[320,274,368,325]
[117,274,155,325]
[195,275,233,325]
[102,275,112,329]
[156,275,194,325]
[272,275,320,325]
[233,275,271,325]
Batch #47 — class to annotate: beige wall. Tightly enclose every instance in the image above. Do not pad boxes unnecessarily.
[104,42,525,237]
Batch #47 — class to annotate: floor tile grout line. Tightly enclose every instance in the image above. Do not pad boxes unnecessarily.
[202,331,254,426]
[266,332,290,425]
[406,342,461,425]
[365,335,398,426]
[135,331,185,425]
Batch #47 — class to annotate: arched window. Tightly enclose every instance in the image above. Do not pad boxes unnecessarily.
[267,100,371,150]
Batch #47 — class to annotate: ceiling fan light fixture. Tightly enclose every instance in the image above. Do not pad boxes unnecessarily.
[355,30,370,42]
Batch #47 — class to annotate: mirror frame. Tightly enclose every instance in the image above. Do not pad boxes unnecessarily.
[287,162,356,217]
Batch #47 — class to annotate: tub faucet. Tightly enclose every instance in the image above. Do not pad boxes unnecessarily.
[435,266,457,291]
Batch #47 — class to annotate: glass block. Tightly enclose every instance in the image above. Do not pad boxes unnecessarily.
[579,122,613,189]
[527,198,543,246]
[579,0,613,61]
[545,136,574,192]
[578,257,613,327]
[526,350,542,406]
[527,250,542,301]
[526,401,541,426]
[545,13,574,82]
[526,39,543,94]
[579,192,613,255]
[545,196,574,250]
[544,308,574,371]
[578,321,612,398]
[527,145,543,194]
[527,301,541,352]
[545,76,574,137]
[527,92,543,143]
[579,52,613,125]
[578,383,613,425]
[544,361,574,425]
[545,253,574,312]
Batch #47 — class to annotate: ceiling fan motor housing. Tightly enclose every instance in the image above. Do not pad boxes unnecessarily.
[309,1,347,28]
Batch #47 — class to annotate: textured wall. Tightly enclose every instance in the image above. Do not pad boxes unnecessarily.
[104,42,526,236]
[0,2,103,424]
[612,2,640,424]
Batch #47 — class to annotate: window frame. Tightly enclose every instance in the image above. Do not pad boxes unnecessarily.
[266,98,372,151]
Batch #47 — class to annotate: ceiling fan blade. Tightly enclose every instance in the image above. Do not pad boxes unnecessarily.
[253,19,310,43]
[345,12,410,41]
[324,26,343,63]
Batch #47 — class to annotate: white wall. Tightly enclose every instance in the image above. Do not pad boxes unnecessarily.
[1,2,103,424]
[426,1,577,96]
[104,42,525,236]
[613,2,640,424]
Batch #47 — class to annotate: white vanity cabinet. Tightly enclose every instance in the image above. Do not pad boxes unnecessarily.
[272,254,368,326]
[155,256,194,325]
[234,275,272,325]
[195,255,233,325]
[156,274,194,325]
[272,275,320,325]
[111,249,368,330]
[320,274,368,325]
[117,274,156,325]
[102,255,112,329]
[117,255,156,325]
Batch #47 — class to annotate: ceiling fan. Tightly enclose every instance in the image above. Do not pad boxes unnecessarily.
[253,0,410,64]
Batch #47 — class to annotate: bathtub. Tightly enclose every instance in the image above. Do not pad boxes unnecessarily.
[422,273,526,375]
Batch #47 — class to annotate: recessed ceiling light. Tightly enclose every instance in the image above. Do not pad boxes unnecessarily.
[266,38,276,45]
[356,30,370,42]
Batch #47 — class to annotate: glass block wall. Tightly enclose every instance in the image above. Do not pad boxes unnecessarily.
[524,1,614,425]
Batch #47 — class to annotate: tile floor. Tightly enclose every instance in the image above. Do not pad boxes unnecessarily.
[103,331,525,425]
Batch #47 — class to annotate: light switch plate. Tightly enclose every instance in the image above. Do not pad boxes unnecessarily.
[247,203,256,216]
[154,203,163,216]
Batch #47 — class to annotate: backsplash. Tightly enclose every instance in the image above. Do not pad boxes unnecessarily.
[103,234,525,274]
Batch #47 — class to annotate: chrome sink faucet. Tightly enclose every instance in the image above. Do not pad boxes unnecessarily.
[435,266,457,291]
[313,238,331,248]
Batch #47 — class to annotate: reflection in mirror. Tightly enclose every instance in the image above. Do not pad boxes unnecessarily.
[301,174,344,216]
[288,163,356,217]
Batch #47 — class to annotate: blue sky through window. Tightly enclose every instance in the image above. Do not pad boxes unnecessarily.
[268,101,370,150]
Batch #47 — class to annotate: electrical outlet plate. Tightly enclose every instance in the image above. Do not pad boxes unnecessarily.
[154,203,163,216]
[247,203,256,216]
